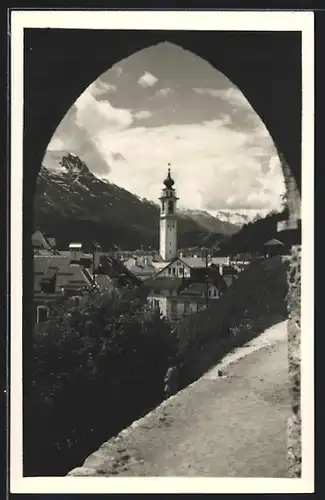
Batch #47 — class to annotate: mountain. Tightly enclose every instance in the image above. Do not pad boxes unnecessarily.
[178,208,240,234]
[212,210,250,227]
[216,208,291,257]
[34,153,239,252]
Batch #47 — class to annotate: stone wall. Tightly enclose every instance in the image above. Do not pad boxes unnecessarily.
[287,245,301,477]
[277,150,302,478]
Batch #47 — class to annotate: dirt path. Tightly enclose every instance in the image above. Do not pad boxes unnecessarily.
[69,321,289,477]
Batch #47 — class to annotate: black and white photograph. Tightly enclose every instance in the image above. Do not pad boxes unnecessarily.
[9,9,314,494]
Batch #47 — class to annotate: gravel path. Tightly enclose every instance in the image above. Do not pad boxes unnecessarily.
[69,321,289,477]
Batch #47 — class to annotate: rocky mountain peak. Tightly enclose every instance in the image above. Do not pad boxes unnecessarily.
[59,153,92,178]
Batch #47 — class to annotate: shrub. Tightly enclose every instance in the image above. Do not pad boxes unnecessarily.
[24,287,178,476]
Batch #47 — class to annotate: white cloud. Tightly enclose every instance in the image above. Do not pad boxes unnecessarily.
[193,87,250,108]
[155,87,174,97]
[112,65,123,78]
[47,76,284,216]
[137,71,158,88]
[75,90,133,133]
[193,87,221,97]
[95,119,284,214]
[134,110,152,120]
[88,80,117,97]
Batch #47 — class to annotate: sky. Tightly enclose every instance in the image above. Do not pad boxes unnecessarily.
[45,42,285,219]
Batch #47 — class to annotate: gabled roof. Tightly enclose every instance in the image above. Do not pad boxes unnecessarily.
[158,256,230,270]
[34,255,92,293]
[32,230,51,250]
[264,238,284,247]
[128,265,156,278]
[180,257,206,269]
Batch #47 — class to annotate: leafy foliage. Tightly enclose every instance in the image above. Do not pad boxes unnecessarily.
[25,287,178,476]
[176,256,289,386]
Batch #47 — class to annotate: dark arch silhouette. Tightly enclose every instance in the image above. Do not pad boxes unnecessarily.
[23,30,302,471]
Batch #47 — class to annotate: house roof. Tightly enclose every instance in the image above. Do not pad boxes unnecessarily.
[172,256,230,269]
[128,265,156,278]
[144,277,184,291]
[34,255,93,293]
[32,230,59,252]
[264,238,284,247]
[100,256,142,286]
[179,282,207,296]
[94,274,114,292]
[211,257,230,265]
[47,237,56,248]
[152,261,169,271]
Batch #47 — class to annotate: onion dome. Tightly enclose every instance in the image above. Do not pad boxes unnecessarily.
[163,167,175,188]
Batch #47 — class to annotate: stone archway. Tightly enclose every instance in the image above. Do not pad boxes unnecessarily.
[23,29,302,476]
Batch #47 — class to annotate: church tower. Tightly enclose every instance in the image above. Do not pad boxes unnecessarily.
[159,167,179,261]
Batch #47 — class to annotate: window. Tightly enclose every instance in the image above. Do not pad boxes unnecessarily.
[214,288,218,297]
[172,267,176,276]
[154,300,160,309]
[71,296,80,307]
[37,305,49,323]
[168,200,174,213]
[208,289,212,297]
[168,267,172,275]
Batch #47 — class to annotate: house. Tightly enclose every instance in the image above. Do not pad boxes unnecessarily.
[123,255,157,281]
[32,230,59,255]
[154,255,231,281]
[33,254,96,323]
[144,274,226,321]
[263,238,285,258]
[33,242,140,323]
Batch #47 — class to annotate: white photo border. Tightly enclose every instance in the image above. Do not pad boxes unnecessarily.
[10,9,314,494]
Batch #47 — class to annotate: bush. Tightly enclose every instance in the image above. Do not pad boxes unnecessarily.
[24,287,178,476]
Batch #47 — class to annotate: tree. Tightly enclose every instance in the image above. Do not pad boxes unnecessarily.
[25,286,178,476]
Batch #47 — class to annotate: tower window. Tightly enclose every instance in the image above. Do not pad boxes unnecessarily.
[162,202,165,212]
[168,201,174,213]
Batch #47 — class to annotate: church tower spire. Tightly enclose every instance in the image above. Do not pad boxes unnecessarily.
[159,164,179,261]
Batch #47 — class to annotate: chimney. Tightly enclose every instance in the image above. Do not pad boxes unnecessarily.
[69,243,82,263]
